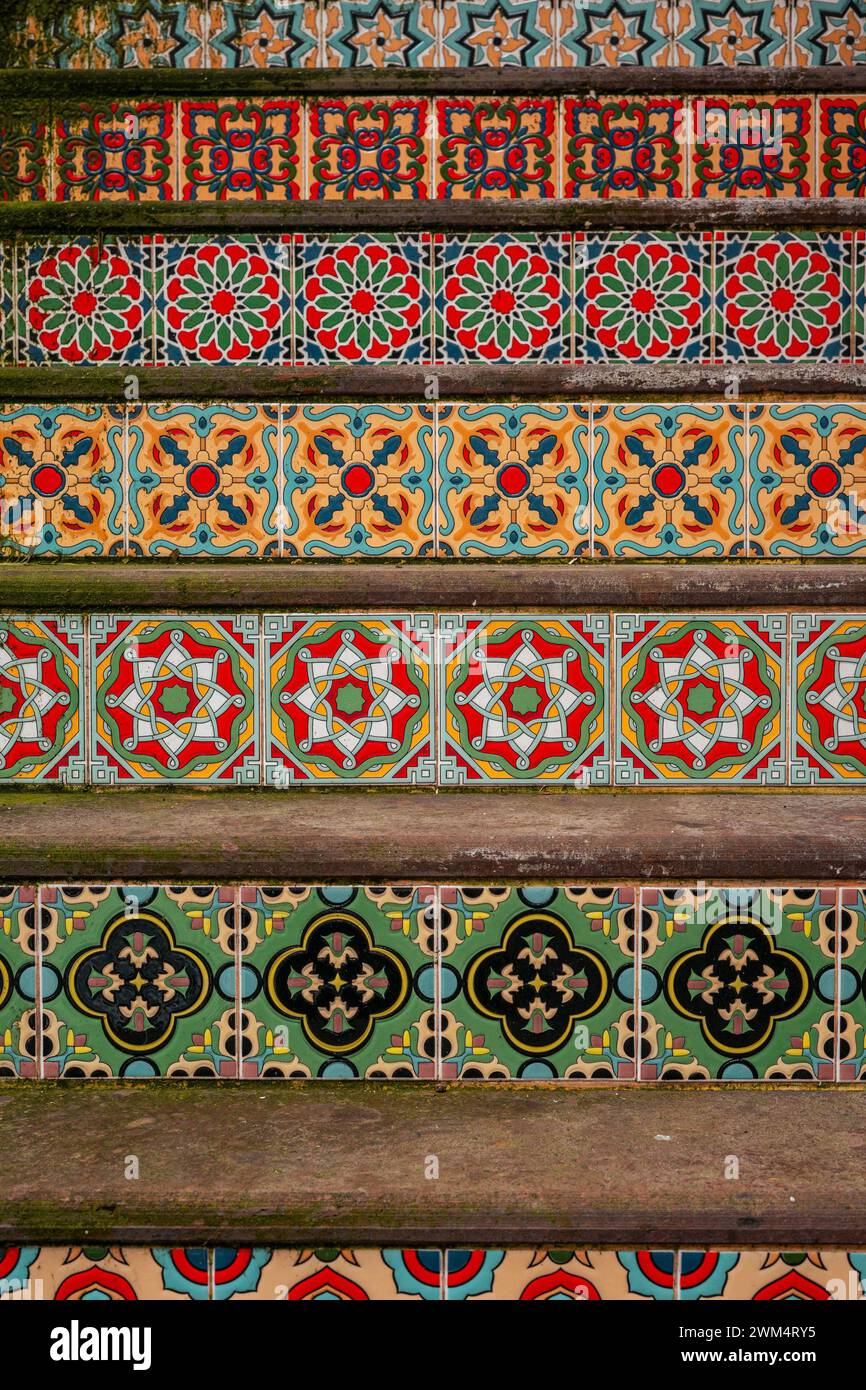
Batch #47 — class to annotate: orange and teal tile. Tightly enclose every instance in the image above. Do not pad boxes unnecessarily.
[749,404,866,556]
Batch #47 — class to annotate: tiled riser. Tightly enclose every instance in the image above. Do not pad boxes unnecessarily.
[2,232,863,366]
[8,400,866,559]
[8,1,865,70]
[3,1245,866,1300]
[5,94,866,201]
[5,611,866,785]
[2,883,865,1080]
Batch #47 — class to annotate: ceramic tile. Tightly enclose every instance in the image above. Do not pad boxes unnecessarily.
[819,97,866,197]
[439,886,636,1079]
[593,403,746,558]
[749,403,866,556]
[39,885,238,1078]
[439,614,610,784]
[558,1,674,65]
[237,885,435,1078]
[0,405,125,558]
[838,889,866,1080]
[281,404,434,557]
[4,5,93,67]
[127,403,281,556]
[575,232,712,363]
[680,1251,864,1300]
[55,101,174,200]
[615,613,787,784]
[639,887,837,1080]
[690,96,813,197]
[858,230,866,363]
[264,613,435,783]
[439,1,556,66]
[18,239,152,366]
[436,98,556,198]
[444,1249,676,1299]
[0,106,48,200]
[180,99,300,199]
[790,614,866,783]
[23,1247,212,1298]
[211,1248,443,1298]
[308,98,429,199]
[435,233,570,363]
[206,1,321,67]
[154,234,290,364]
[716,231,853,364]
[0,617,85,783]
[321,0,438,66]
[565,97,683,199]
[0,888,38,1079]
[294,234,431,363]
[90,614,260,783]
[437,402,589,557]
[667,0,789,65]
[90,0,209,66]
[0,245,9,366]
[790,1,866,65]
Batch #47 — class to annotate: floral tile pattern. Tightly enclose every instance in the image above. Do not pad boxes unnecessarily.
[18,240,151,366]
[90,0,210,67]
[0,106,48,200]
[593,404,746,558]
[436,98,555,198]
[565,97,683,200]
[0,888,38,1079]
[90,614,260,783]
[667,0,789,65]
[557,0,670,65]
[682,1251,866,1300]
[639,887,837,1080]
[790,614,866,783]
[237,885,435,1078]
[443,1249,677,1299]
[439,886,636,1079]
[691,96,813,197]
[0,617,85,783]
[264,613,435,783]
[295,234,431,363]
[17,1247,212,1299]
[309,98,428,199]
[207,0,320,67]
[211,1247,444,1298]
[180,99,300,199]
[838,889,866,1081]
[790,0,866,64]
[281,404,435,557]
[55,101,174,200]
[321,0,438,66]
[437,403,589,557]
[440,1,556,66]
[154,235,290,363]
[440,614,610,784]
[819,97,866,198]
[615,613,787,784]
[435,233,570,363]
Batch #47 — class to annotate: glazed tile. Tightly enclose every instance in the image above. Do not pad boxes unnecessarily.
[593,403,746,558]
[0,617,86,782]
[0,405,125,557]
[321,0,438,67]
[90,614,260,783]
[667,0,789,65]
[264,613,435,783]
[439,886,636,1079]
[180,99,301,199]
[565,97,683,199]
[0,888,38,1079]
[89,0,209,67]
[443,1249,676,1299]
[55,101,174,200]
[680,1251,864,1300]
[558,0,673,65]
[790,0,866,65]
[0,106,48,200]
[281,403,434,557]
[615,613,787,784]
[436,98,556,198]
[437,403,589,557]
[690,96,813,197]
[154,234,290,364]
[308,97,428,199]
[211,1248,443,1299]
[439,614,610,783]
[819,97,866,197]
[23,1247,212,1299]
[17,239,152,366]
[39,885,238,1078]
[639,887,837,1080]
[5,3,93,66]
[838,889,866,1080]
[790,614,866,783]
[748,403,866,556]
[206,1,320,67]
[439,1,556,67]
[127,403,281,557]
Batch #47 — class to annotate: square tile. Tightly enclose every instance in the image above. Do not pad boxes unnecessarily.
[206,1,320,67]
[294,234,431,364]
[26,1247,212,1298]
[0,887,38,1078]
[321,0,438,66]
[180,99,300,199]
[5,4,92,67]
[576,232,712,363]
[691,96,813,197]
[0,106,48,200]
[749,404,866,556]
[435,233,570,364]
[281,404,434,557]
[593,404,746,557]
[155,235,290,364]
[437,403,589,557]
[309,97,428,199]
[790,0,866,65]
[838,889,866,1080]
[0,617,85,782]
[819,98,866,197]
[39,885,238,1078]
[439,886,636,1079]
[436,98,556,198]
[615,613,787,784]
[56,101,174,200]
[0,405,125,557]
[442,1250,676,1299]
[90,0,209,66]
[639,887,837,1080]
[237,884,435,1078]
[439,614,610,784]
[667,0,789,65]
[558,0,673,65]
[18,239,151,366]
[440,1,556,66]
[565,97,684,199]
[264,613,435,783]
[211,1248,442,1299]
[858,230,866,363]
[680,1251,862,1300]
[791,614,866,783]
[90,614,260,783]
[127,403,281,557]
[716,231,853,363]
